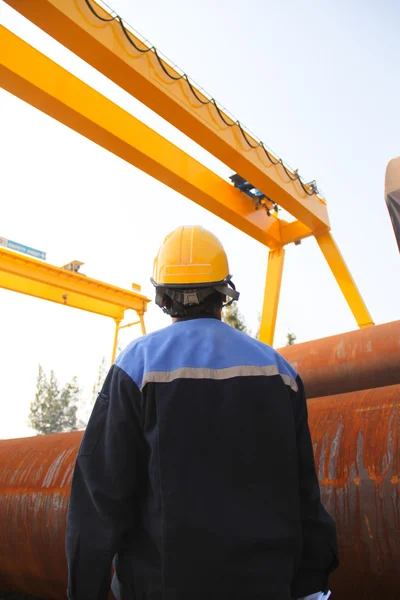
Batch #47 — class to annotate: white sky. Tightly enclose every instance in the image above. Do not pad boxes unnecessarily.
[0,0,399,439]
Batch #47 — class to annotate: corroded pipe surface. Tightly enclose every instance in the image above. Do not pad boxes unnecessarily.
[0,385,399,600]
[279,320,400,398]
[0,432,82,600]
[308,384,400,599]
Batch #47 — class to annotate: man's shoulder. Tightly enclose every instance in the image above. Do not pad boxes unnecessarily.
[113,319,298,391]
[114,325,173,387]
[251,334,297,375]
[219,323,297,371]
[120,322,177,353]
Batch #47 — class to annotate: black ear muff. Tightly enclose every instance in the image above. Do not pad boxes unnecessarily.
[153,277,240,316]
[214,279,239,303]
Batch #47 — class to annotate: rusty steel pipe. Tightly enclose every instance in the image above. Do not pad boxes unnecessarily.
[0,385,399,599]
[278,320,400,398]
[308,384,400,599]
[0,431,82,600]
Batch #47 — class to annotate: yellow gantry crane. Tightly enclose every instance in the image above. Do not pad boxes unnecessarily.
[0,0,374,345]
[0,248,150,362]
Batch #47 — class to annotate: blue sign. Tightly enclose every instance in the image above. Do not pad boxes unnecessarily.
[0,236,46,261]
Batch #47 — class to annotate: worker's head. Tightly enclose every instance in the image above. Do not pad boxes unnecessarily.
[151,225,239,319]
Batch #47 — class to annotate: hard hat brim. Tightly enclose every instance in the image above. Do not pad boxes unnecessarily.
[150,275,233,289]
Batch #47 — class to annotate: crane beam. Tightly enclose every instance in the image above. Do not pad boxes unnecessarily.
[0,247,150,320]
[4,0,330,233]
[0,25,283,249]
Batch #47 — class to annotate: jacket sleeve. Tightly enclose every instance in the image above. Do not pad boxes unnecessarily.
[66,364,146,600]
[290,375,339,599]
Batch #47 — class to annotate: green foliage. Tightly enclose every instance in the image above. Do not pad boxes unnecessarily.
[254,313,261,340]
[286,332,296,346]
[29,365,81,435]
[91,356,108,404]
[222,302,248,333]
[78,356,110,429]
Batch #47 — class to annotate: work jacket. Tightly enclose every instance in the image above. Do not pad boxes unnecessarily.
[66,316,338,600]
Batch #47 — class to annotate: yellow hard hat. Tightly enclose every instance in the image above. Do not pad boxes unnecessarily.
[151,226,239,311]
[152,225,230,286]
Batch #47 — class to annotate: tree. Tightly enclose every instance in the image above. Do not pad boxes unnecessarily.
[254,313,261,340]
[286,332,296,346]
[222,302,248,333]
[78,356,110,428]
[29,365,81,435]
[76,356,111,428]
[91,356,108,404]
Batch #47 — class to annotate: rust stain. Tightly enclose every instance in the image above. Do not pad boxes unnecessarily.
[364,515,374,539]
[308,383,400,599]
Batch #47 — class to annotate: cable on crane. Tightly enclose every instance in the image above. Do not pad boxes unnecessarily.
[83,0,320,198]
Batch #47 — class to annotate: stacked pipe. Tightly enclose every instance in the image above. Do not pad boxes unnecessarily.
[0,321,399,600]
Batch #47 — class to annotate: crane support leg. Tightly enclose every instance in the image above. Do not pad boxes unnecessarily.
[111,319,122,364]
[315,231,374,328]
[259,248,285,346]
[139,314,147,336]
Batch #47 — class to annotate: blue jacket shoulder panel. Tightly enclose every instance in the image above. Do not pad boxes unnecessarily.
[115,318,298,390]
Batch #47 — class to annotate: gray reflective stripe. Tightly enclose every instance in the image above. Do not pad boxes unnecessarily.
[280,373,298,391]
[141,365,298,392]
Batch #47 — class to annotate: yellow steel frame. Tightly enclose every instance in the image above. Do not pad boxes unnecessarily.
[0,26,287,249]
[3,0,330,232]
[259,248,285,345]
[0,247,149,362]
[0,14,374,345]
[315,231,373,328]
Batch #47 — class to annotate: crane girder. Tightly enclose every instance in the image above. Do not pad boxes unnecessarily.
[4,0,330,232]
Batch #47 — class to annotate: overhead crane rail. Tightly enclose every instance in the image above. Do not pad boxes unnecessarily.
[85,1,321,200]
[3,0,330,232]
